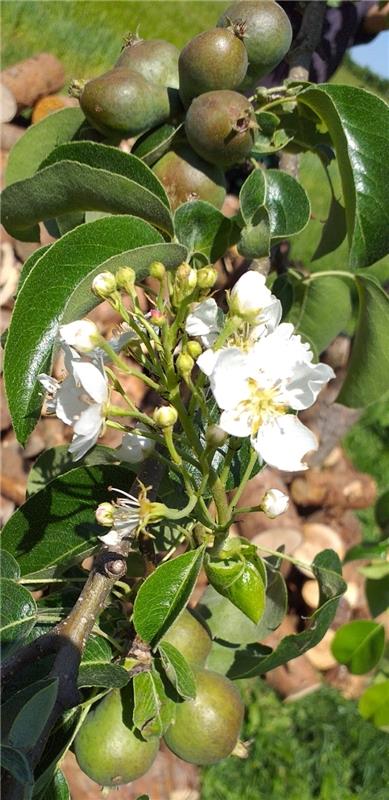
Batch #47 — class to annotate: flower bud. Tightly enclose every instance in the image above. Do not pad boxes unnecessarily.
[174,262,197,298]
[91,271,117,299]
[205,424,228,447]
[59,319,100,353]
[149,308,166,327]
[116,267,136,293]
[153,405,178,428]
[95,501,115,527]
[197,266,218,290]
[149,260,166,280]
[260,488,289,519]
[186,340,203,359]
[229,271,272,322]
[176,352,194,378]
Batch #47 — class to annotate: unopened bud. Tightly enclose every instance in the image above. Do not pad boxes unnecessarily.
[186,340,202,359]
[149,261,166,281]
[175,262,197,291]
[149,308,166,326]
[176,352,194,377]
[59,319,100,353]
[116,267,136,293]
[197,266,218,290]
[205,424,228,447]
[96,502,115,527]
[153,405,178,428]
[92,271,117,299]
[260,488,289,519]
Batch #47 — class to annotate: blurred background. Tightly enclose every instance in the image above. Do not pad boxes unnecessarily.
[1,3,389,799]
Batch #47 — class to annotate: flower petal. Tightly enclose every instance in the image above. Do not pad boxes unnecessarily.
[254,414,317,471]
[71,360,108,403]
[210,348,252,410]
[197,348,220,377]
[55,376,87,426]
[219,407,252,437]
[72,403,103,437]
[285,362,335,410]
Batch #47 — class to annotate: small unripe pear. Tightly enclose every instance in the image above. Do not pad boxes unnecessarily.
[74,688,159,787]
[178,28,248,107]
[164,668,244,765]
[185,91,256,168]
[116,36,180,89]
[161,608,212,667]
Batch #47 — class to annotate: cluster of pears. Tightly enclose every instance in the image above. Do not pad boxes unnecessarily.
[74,609,244,787]
[73,1,292,211]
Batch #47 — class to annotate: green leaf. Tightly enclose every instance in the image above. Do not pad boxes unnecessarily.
[237,213,270,260]
[158,641,196,699]
[287,273,353,357]
[338,275,389,408]
[312,194,347,261]
[358,680,389,730]
[366,575,389,618]
[0,579,37,643]
[360,562,389,580]
[78,635,129,688]
[39,769,70,800]
[0,744,33,787]
[132,122,183,166]
[174,200,238,261]
[205,556,266,624]
[9,678,58,751]
[331,620,385,674]
[225,550,346,679]
[2,142,173,241]
[299,84,389,267]
[1,464,133,578]
[281,105,333,153]
[26,444,132,497]
[0,550,20,580]
[5,107,85,186]
[4,215,186,444]
[344,538,389,563]
[198,566,287,648]
[133,548,205,645]
[239,169,266,225]
[132,669,174,739]
[265,169,310,242]
[33,707,82,796]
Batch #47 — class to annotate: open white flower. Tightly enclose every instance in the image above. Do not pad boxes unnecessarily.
[185,298,223,347]
[207,324,335,471]
[38,347,109,460]
[116,424,155,464]
[261,489,289,518]
[60,320,100,353]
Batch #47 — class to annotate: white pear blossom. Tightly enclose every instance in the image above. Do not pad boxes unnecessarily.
[59,320,100,353]
[38,346,109,460]
[185,298,223,347]
[206,323,335,472]
[261,489,289,518]
[116,424,155,464]
[229,271,282,335]
[97,486,167,546]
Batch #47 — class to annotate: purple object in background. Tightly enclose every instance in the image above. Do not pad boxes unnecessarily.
[263,0,378,86]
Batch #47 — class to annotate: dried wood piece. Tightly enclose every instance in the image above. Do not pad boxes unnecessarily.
[305,630,337,671]
[252,526,303,555]
[294,523,345,577]
[32,94,78,124]
[0,122,25,150]
[0,83,17,122]
[1,54,65,111]
[291,468,377,509]
[302,578,359,611]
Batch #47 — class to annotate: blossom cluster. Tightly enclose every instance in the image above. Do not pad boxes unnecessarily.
[185,271,335,471]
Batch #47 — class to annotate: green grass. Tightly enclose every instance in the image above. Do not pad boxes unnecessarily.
[201,683,389,800]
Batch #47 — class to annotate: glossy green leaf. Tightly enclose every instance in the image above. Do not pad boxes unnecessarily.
[4,215,186,444]
[265,169,310,241]
[26,444,133,497]
[158,640,196,699]
[344,538,389,563]
[366,575,389,618]
[281,105,333,154]
[338,275,389,408]
[39,769,70,800]
[0,579,37,643]
[2,142,173,241]
[287,273,353,357]
[174,200,238,261]
[132,122,183,166]
[78,635,129,689]
[299,84,389,267]
[0,744,33,787]
[312,194,347,261]
[1,464,133,578]
[132,669,175,739]
[33,707,82,796]
[0,550,20,580]
[133,547,205,645]
[239,169,266,225]
[358,680,389,730]
[225,550,346,679]
[5,107,85,186]
[331,620,385,674]
[9,678,58,751]
[205,556,266,624]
